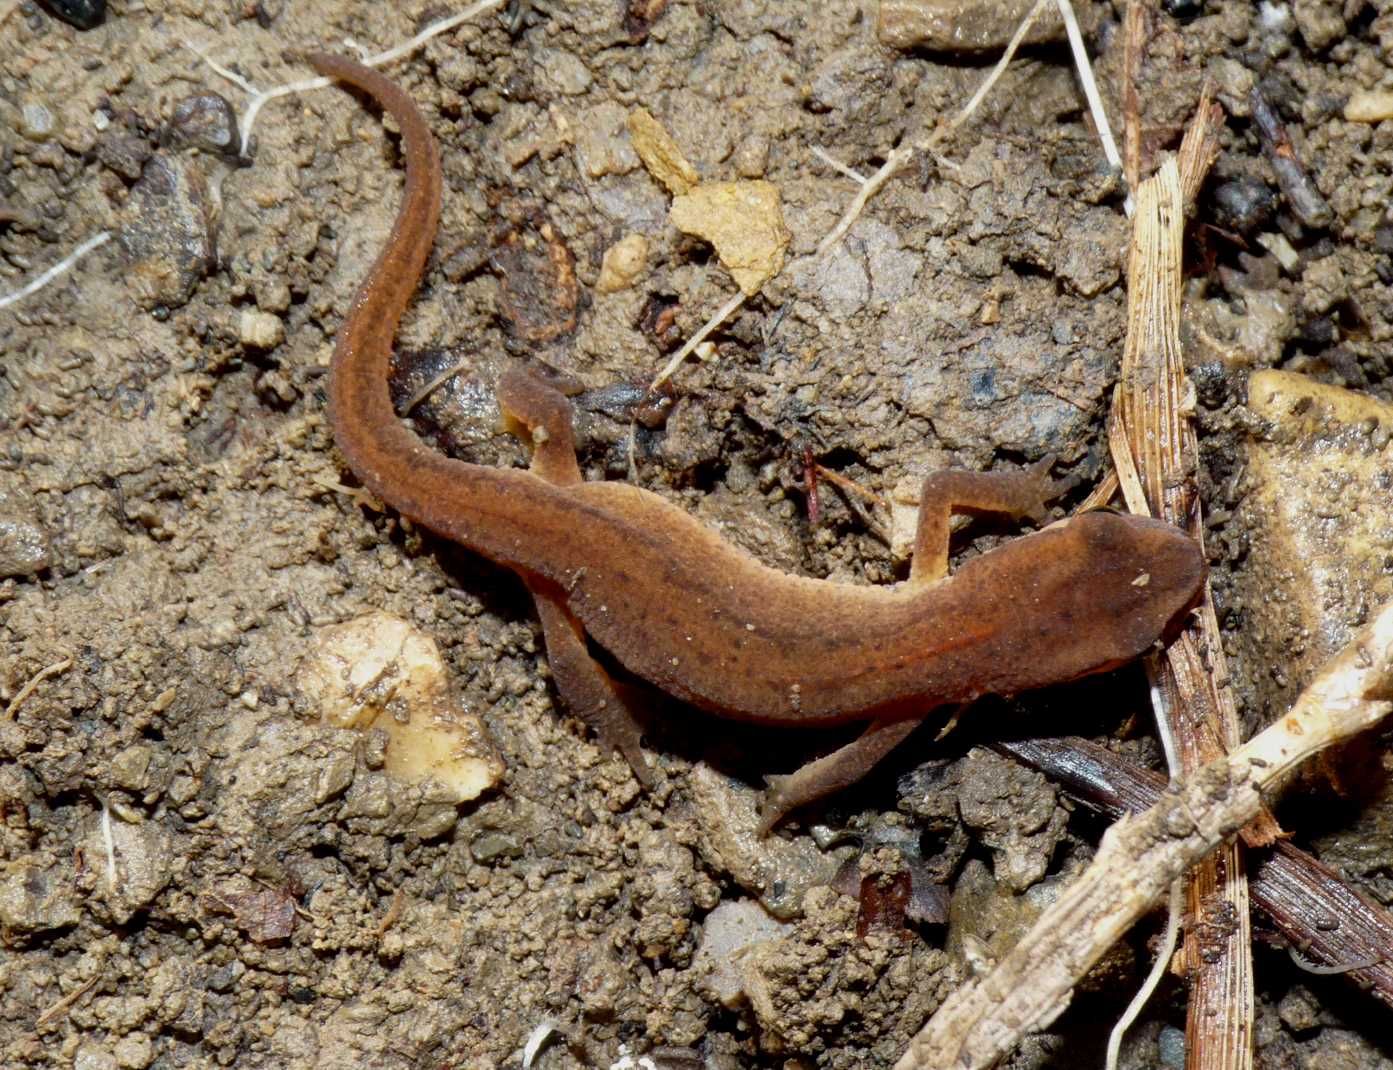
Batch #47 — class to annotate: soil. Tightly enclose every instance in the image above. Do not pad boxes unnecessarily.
[2,1,1392,1068]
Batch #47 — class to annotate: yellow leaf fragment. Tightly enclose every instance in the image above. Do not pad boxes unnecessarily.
[669,180,790,296]
[627,107,699,195]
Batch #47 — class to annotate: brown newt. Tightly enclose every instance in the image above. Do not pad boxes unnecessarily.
[306,53,1206,831]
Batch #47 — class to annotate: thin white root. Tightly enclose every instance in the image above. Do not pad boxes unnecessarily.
[1054,0,1132,215]
[657,0,1056,384]
[99,798,118,895]
[188,0,510,157]
[0,233,112,312]
[811,146,869,184]
[521,1018,564,1069]
[816,0,1050,258]
[1105,879,1183,1070]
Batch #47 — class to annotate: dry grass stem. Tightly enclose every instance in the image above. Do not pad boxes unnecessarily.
[998,735,1393,1008]
[1122,0,1146,195]
[894,598,1393,1070]
[35,968,103,1027]
[1110,90,1263,1070]
[4,657,74,719]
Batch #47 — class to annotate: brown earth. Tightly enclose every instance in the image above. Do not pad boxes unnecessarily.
[2,1,1392,1068]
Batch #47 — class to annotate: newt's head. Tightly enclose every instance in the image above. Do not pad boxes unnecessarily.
[955,508,1207,700]
[1059,509,1207,670]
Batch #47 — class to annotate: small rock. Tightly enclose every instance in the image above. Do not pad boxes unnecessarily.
[670,180,789,296]
[574,102,640,179]
[1210,177,1277,236]
[0,859,81,933]
[1208,58,1255,115]
[595,233,648,294]
[692,899,793,1008]
[113,1034,153,1070]
[109,744,154,792]
[82,814,175,924]
[1291,0,1345,51]
[1344,91,1393,124]
[1277,985,1322,1031]
[628,107,700,196]
[74,1047,118,1070]
[118,153,218,310]
[535,48,592,96]
[167,92,239,156]
[298,611,505,804]
[43,0,105,29]
[469,831,522,863]
[19,101,57,142]
[1239,372,1393,712]
[1195,284,1294,367]
[1158,1025,1186,1068]
[0,483,52,577]
[686,763,851,919]
[239,309,285,349]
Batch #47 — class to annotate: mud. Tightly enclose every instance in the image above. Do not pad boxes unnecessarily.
[3,2,1392,1068]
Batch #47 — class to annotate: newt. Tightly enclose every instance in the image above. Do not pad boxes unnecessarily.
[306,53,1206,831]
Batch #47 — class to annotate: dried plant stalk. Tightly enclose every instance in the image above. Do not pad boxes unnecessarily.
[894,599,1393,1070]
[1110,91,1266,1070]
[997,735,1393,1009]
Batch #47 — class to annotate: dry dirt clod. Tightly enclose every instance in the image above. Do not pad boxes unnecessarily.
[877,0,1096,51]
[0,482,52,577]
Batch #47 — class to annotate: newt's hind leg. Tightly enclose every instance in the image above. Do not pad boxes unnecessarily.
[910,456,1076,585]
[529,579,656,787]
[496,366,656,786]
[760,717,923,835]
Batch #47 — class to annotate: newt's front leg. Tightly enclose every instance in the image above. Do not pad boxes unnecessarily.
[496,368,655,786]
[760,458,1073,832]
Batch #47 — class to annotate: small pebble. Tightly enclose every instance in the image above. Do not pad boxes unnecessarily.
[239,309,285,349]
[19,101,55,141]
[595,234,648,294]
[43,0,105,29]
[0,486,52,577]
[168,92,239,155]
[878,0,1085,50]
[117,153,218,310]
[1210,177,1277,236]
[1158,1025,1186,1068]
[1161,0,1203,18]
[1344,91,1393,124]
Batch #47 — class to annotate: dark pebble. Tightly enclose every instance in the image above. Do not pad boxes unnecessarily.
[40,0,105,30]
[1210,178,1277,236]
[1161,0,1203,18]
[167,93,239,157]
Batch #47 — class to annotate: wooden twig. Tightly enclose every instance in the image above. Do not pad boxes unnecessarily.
[996,736,1393,1009]
[1121,0,1146,195]
[894,598,1393,1070]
